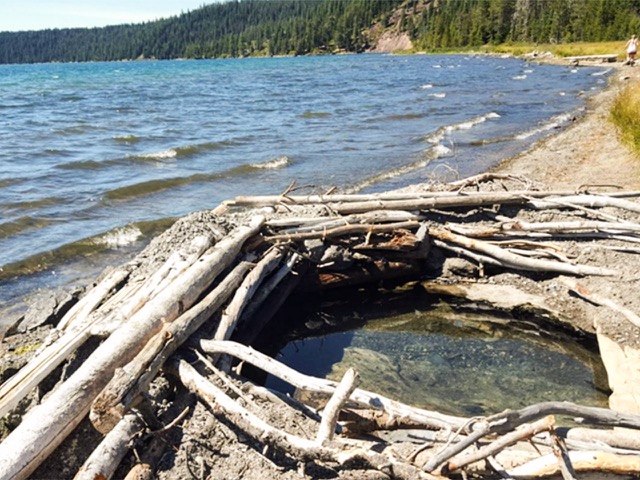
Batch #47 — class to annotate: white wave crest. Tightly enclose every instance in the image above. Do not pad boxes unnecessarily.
[429,93,447,98]
[512,75,527,80]
[139,149,177,160]
[515,112,574,140]
[592,68,611,76]
[425,112,500,144]
[343,159,429,194]
[96,226,143,248]
[252,155,291,169]
[420,84,434,89]
[432,144,452,156]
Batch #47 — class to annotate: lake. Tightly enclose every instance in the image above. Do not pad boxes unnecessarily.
[0,54,609,309]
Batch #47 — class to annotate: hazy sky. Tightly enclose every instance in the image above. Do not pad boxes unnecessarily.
[0,1,217,32]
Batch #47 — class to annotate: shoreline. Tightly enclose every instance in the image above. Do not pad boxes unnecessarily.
[494,58,640,189]
[3,55,640,479]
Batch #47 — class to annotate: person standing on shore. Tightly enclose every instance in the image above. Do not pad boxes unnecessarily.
[626,34,638,65]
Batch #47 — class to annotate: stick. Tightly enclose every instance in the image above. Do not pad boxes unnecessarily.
[0,217,264,480]
[233,252,301,341]
[0,235,215,420]
[229,190,640,207]
[430,228,618,276]
[446,173,534,190]
[198,340,467,431]
[74,412,144,480]
[57,267,130,331]
[550,430,579,480]
[422,401,640,473]
[562,279,640,329]
[487,401,640,433]
[90,261,252,434]
[530,195,640,215]
[170,358,437,480]
[506,450,640,477]
[213,247,284,341]
[443,416,555,473]
[316,368,360,445]
[264,220,420,243]
[170,358,332,459]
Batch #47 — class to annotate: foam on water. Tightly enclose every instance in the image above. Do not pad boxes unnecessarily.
[250,155,291,169]
[425,112,501,144]
[515,111,577,140]
[94,226,143,248]
[138,149,178,160]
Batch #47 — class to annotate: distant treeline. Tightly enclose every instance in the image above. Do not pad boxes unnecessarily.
[1,0,640,64]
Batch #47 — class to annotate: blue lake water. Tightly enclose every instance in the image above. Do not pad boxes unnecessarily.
[0,54,609,306]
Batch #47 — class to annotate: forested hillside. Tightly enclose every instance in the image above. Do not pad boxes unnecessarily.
[1,0,640,64]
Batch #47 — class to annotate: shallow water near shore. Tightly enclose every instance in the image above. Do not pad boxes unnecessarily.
[265,291,609,416]
[0,54,609,312]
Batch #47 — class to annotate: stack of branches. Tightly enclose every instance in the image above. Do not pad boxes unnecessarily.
[1,174,640,479]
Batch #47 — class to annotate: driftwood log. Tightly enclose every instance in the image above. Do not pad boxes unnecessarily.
[3,176,640,479]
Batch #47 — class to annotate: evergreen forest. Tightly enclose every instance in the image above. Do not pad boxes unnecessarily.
[1,0,640,64]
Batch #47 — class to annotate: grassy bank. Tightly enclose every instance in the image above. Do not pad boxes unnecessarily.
[611,84,640,156]
[477,41,624,58]
[398,41,625,59]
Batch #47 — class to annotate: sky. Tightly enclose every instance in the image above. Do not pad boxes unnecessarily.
[0,1,218,33]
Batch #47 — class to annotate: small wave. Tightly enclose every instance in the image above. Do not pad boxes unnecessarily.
[54,124,99,136]
[0,178,20,188]
[523,69,534,73]
[592,68,611,76]
[570,69,578,73]
[298,111,332,119]
[137,149,178,160]
[43,148,74,158]
[113,135,141,144]
[250,155,291,170]
[512,75,527,80]
[468,136,512,146]
[432,65,442,69]
[133,141,239,161]
[382,113,427,122]
[425,112,501,144]
[57,159,104,170]
[94,226,143,248]
[515,112,576,140]
[2,196,65,212]
[102,156,291,202]
[103,176,200,201]
[0,216,51,239]
[429,93,447,99]
[432,144,452,156]
[420,84,434,89]
[0,218,174,282]
[344,158,430,194]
